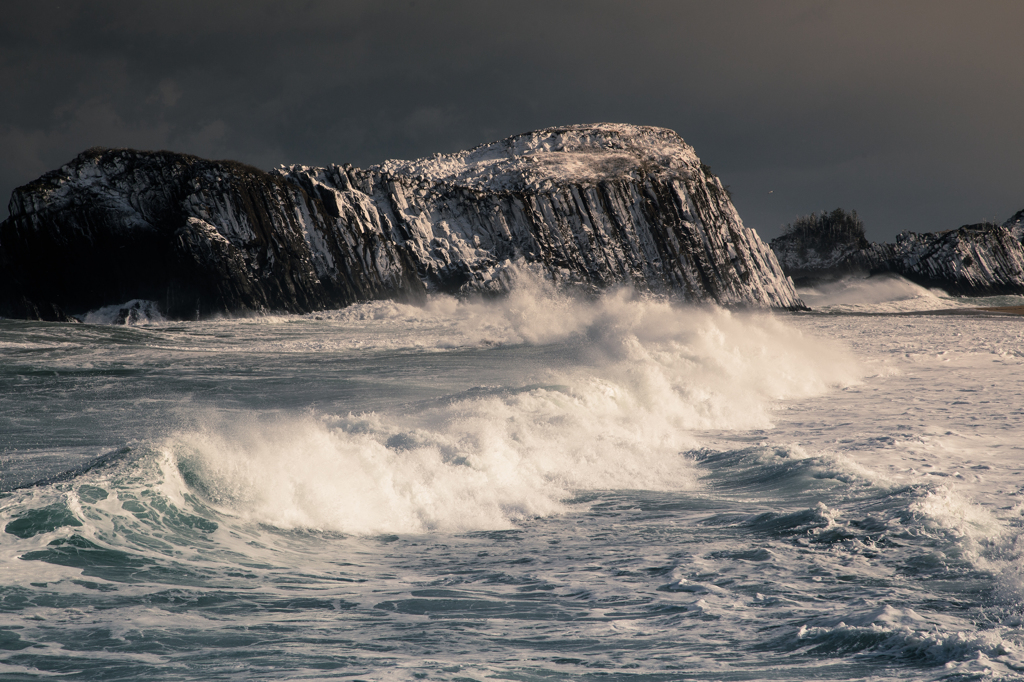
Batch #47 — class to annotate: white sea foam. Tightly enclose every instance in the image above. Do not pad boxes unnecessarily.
[801,273,1024,315]
[7,295,1024,680]
[797,275,957,313]
[795,604,1024,670]
[79,299,166,325]
[162,280,862,534]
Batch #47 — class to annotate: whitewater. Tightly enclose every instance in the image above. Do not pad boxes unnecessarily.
[2,273,1024,681]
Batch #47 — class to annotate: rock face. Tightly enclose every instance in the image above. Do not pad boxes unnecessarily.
[770,214,1024,296]
[0,124,803,321]
[0,153,423,321]
[1006,209,1024,241]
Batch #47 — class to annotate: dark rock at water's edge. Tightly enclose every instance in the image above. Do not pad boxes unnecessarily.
[0,124,804,321]
[771,211,1024,296]
[0,151,423,321]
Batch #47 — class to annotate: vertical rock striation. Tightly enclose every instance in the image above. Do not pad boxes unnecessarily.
[1,124,803,320]
[771,214,1024,296]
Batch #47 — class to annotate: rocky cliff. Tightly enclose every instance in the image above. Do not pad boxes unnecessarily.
[770,213,1024,296]
[0,124,803,321]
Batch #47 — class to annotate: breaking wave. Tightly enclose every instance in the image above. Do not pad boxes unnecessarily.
[798,275,951,313]
[161,279,861,534]
[79,298,166,325]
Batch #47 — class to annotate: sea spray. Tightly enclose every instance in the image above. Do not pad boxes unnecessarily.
[163,278,862,534]
[5,296,1024,679]
[798,272,1024,313]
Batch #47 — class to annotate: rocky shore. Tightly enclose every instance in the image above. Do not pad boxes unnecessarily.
[0,124,803,321]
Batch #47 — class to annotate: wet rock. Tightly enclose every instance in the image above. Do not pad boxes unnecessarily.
[1,124,803,320]
[771,215,1024,296]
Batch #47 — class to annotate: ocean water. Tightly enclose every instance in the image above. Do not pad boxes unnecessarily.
[2,275,1024,681]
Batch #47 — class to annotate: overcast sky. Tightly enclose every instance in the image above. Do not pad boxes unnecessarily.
[3,0,1021,241]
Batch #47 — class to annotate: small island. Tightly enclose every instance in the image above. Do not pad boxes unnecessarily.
[770,208,1024,296]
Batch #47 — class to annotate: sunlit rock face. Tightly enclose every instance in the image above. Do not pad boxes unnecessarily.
[0,124,803,320]
[771,214,1024,296]
[1006,209,1024,241]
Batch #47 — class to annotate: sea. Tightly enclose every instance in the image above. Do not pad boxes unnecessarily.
[2,272,1024,681]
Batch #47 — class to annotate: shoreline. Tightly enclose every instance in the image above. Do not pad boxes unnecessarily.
[799,304,1024,317]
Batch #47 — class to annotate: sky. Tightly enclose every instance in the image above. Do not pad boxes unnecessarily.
[2,0,1022,242]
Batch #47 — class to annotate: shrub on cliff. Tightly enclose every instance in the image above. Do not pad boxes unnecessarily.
[782,208,868,255]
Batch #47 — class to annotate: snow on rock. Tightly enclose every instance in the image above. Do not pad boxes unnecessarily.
[1,124,803,320]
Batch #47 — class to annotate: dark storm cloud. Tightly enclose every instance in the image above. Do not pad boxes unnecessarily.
[2,0,1022,240]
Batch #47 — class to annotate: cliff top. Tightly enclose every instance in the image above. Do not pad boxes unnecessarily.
[286,123,701,194]
[13,124,702,218]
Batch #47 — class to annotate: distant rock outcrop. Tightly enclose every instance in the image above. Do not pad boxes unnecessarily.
[0,124,803,321]
[770,213,1024,296]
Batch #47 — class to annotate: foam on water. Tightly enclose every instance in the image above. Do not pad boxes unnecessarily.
[9,435,1024,667]
[79,299,166,325]
[797,274,1024,314]
[6,277,1024,680]
[799,274,949,310]
[156,280,861,534]
[796,274,966,314]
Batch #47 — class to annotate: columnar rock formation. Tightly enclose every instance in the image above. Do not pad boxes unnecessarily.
[0,124,803,321]
[771,214,1024,296]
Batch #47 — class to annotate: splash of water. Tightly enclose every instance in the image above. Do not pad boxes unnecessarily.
[164,277,862,534]
[798,275,953,313]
